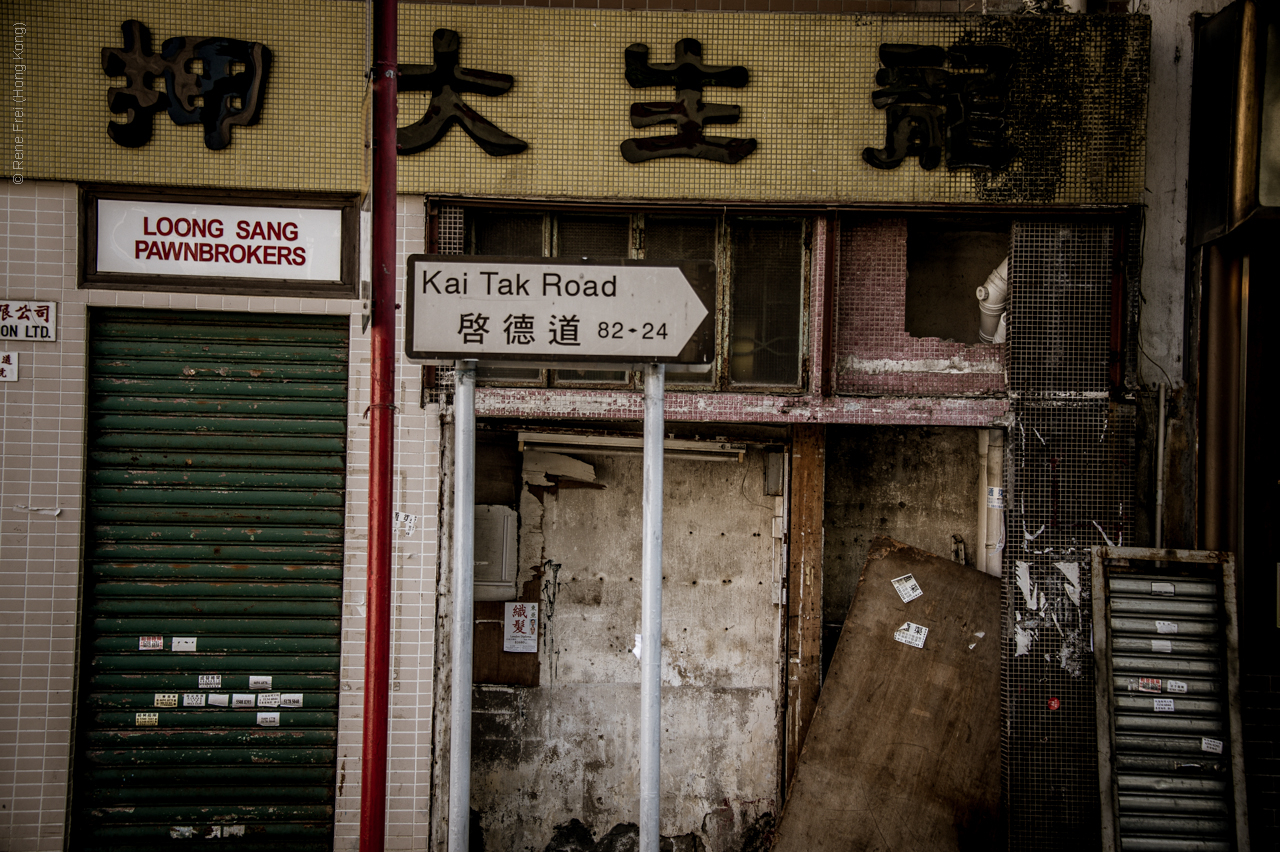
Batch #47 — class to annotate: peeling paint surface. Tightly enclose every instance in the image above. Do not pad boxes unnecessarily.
[470,452,780,852]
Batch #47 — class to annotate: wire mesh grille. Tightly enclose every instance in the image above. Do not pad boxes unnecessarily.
[474,212,542,257]
[1007,222,1114,397]
[1003,220,1135,851]
[557,215,629,260]
[728,220,804,386]
[439,206,466,256]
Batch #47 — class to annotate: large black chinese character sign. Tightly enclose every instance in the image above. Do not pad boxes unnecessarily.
[863,43,1017,172]
[102,20,271,150]
[621,39,757,165]
[398,29,527,158]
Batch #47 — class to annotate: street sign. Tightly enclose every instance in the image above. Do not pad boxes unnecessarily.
[404,255,712,363]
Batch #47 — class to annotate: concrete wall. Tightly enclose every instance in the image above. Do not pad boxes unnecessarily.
[822,426,984,647]
[465,448,783,852]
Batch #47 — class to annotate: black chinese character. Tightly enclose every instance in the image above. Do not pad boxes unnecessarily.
[620,39,757,165]
[548,315,580,346]
[102,20,271,150]
[459,312,490,345]
[503,314,536,346]
[863,43,1016,172]
[398,29,527,158]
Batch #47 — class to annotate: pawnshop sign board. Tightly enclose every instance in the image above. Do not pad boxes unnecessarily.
[85,195,355,295]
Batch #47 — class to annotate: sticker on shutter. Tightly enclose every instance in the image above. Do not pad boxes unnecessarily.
[153,693,179,708]
[232,694,255,708]
[249,675,272,689]
[135,712,159,726]
[199,674,221,689]
[1201,737,1224,754]
[280,693,304,708]
[257,693,281,708]
[208,694,229,707]
[139,636,163,650]
[1153,698,1175,712]
[257,712,280,727]
[183,693,206,707]
[171,637,197,651]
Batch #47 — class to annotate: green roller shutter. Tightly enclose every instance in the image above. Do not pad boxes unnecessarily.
[71,308,349,852]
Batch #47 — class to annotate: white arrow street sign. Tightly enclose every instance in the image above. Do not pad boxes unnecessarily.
[405,256,711,363]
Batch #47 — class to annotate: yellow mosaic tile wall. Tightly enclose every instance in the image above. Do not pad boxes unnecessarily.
[16,1,367,194]
[15,1,1148,205]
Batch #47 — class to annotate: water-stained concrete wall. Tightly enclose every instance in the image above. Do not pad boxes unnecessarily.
[470,447,783,852]
[822,426,983,670]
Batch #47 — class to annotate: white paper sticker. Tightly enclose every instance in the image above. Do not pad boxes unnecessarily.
[257,712,280,727]
[633,634,642,660]
[182,693,206,707]
[1201,737,1224,754]
[198,674,222,689]
[503,602,539,653]
[891,574,923,603]
[171,636,197,651]
[1167,680,1188,694]
[986,486,1005,508]
[170,826,195,839]
[1151,639,1173,653]
[280,693,304,708]
[257,692,281,708]
[1150,582,1176,596]
[0,351,17,382]
[135,712,159,726]
[139,635,163,650]
[232,694,256,708]
[224,826,246,837]
[249,675,272,690]
[395,511,419,536]
[893,622,928,648]
[1153,698,1176,712]
[1155,621,1178,634]
[1137,677,1162,693]
[153,693,179,708]
[208,693,230,707]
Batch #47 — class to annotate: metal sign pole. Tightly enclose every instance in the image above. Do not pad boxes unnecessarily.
[639,362,665,852]
[448,360,477,852]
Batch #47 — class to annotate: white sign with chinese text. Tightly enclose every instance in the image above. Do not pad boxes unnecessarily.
[95,199,343,281]
[405,256,710,363]
[0,300,56,341]
[503,601,538,653]
[0,352,15,382]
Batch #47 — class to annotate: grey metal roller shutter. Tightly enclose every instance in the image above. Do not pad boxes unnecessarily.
[1092,547,1250,852]
[70,308,349,852]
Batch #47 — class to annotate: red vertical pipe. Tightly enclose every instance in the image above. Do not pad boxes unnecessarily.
[361,0,397,849]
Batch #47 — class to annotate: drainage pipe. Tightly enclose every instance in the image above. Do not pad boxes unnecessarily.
[359,0,396,848]
[977,430,989,573]
[976,257,1010,345]
[1155,383,1167,549]
[448,362,477,852]
[640,363,665,852]
[984,429,1005,577]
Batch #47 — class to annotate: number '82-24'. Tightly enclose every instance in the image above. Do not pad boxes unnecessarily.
[598,322,668,339]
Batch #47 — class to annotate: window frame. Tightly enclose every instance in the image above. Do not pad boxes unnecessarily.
[451,204,811,394]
